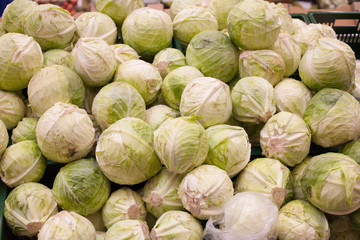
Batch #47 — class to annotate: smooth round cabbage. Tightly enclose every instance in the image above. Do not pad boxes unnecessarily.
[301,153,360,215]
[0,90,25,129]
[292,157,311,201]
[178,165,234,220]
[208,0,242,30]
[303,88,360,148]
[36,102,95,163]
[114,60,162,105]
[294,23,337,55]
[239,50,285,86]
[274,78,313,117]
[96,117,162,185]
[299,37,355,92]
[4,183,58,237]
[204,192,279,240]
[151,210,203,240]
[23,4,76,51]
[43,49,71,68]
[28,65,85,117]
[0,140,46,188]
[111,44,140,66]
[142,168,184,218]
[144,105,179,131]
[231,76,276,123]
[102,187,146,229]
[278,200,330,240]
[161,66,204,110]
[292,18,307,36]
[235,158,294,208]
[341,138,360,164]
[71,37,116,87]
[0,120,8,156]
[173,6,218,46]
[260,112,311,167]
[180,77,232,128]
[154,116,208,174]
[270,33,301,77]
[52,158,110,216]
[205,124,251,177]
[105,220,150,240]
[227,0,281,50]
[75,12,117,45]
[2,0,37,33]
[0,33,43,91]
[122,7,173,60]
[38,211,96,240]
[186,30,239,83]
[329,215,360,240]
[95,0,144,27]
[169,0,204,20]
[152,48,186,79]
[92,81,146,131]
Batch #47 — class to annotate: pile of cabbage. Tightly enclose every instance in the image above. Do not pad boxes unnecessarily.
[1,0,360,239]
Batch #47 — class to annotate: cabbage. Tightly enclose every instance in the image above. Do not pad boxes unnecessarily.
[111,44,140,66]
[152,48,186,79]
[0,90,25,129]
[2,0,37,33]
[43,49,71,68]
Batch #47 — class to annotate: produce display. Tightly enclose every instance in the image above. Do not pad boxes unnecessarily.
[1,0,360,239]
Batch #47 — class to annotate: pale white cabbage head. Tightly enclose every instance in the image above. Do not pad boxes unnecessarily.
[260,112,311,167]
[27,65,86,117]
[301,153,360,215]
[102,187,147,229]
[142,168,185,218]
[71,37,116,87]
[0,90,25,129]
[275,3,293,34]
[23,4,76,51]
[2,0,37,33]
[38,211,96,240]
[111,44,140,66]
[153,116,209,174]
[144,105,179,131]
[234,158,294,208]
[75,12,117,45]
[43,49,71,68]
[0,33,43,91]
[4,183,58,237]
[36,102,95,163]
[114,59,162,105]
[180,77,232,128]
[204,192,279,240]
[291,18,307,35]
[152,48,186,79]
[270,33,301,77]
[173,6,218,46]
[178,165,234,220]
[205,124,251,178]
[105,220,150,240]
[231,76,276,124]
[278,200,330,240]
[299,37,355,92]
[274,78,313,117]
[151,210,203,240]
[122,7,173,60]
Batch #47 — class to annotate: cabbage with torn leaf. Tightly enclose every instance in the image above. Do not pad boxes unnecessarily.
[114,60,162,105]
[71,37,116,87]
[2,0,37,33]
[274,78,312,117]
[0,33,43,91]
[231,76,276,124]
[178,165,234,219]
[205,124,251,177]
[23,4,76,51]
[38,211,96,240]
[4,183,58,237]
[235,157,294,208]
[36,102,95,163]
[301,153,360,215]
[28,65,85,117]
[43,49,71,68]
[180,77,232,128]
[299,37,355,92]
[0,140,46,188]
[96,117,162,185]
[92,81,146,131]
[151,210,203,240]
[144,105,179,131]
[111,44,140,66]
[0,90,25,129]
[102,187,146,229]
[153,48,186,79]
[122,8,173,60]
[75,12,117,45]
[303,88,360,148]
[106,220,150,240]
